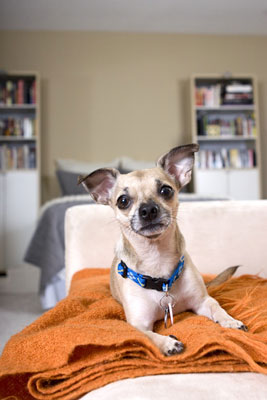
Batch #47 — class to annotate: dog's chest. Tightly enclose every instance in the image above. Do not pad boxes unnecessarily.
[137,246,179,279]
[122,268,189,319]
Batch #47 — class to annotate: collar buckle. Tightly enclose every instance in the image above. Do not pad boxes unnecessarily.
[118,261,128,278]
[142,275,170,292]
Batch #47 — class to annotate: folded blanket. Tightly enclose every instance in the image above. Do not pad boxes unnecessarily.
[0,269,267,400]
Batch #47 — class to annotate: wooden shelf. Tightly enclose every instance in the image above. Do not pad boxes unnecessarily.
[0,136,36,141]
[190,74,262,200]
[0,104,36,110]
[195,105,255,111]
[197,136,257,141]
[0,71,40,275]
[197,167,258,172]
[1,168,37,173]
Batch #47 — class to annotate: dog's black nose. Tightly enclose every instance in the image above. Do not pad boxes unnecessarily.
[139,202,159,221]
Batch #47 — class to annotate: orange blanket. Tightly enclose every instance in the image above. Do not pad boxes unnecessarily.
[0,269,267,400]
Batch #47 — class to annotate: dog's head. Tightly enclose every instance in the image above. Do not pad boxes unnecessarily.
[79,144,199,240]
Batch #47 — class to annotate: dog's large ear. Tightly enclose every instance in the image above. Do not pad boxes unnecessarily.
[157,144,199,188]
[78,168,119,205]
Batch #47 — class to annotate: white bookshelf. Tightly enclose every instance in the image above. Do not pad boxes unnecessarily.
[190,74,262,200]
[0,71,40,274]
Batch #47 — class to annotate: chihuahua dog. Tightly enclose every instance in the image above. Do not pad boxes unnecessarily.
[79,144,247,356]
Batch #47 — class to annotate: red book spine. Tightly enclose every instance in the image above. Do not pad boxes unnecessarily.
[17,80,25,104]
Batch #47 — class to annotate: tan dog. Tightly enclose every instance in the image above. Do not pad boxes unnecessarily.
[79,144,247,356]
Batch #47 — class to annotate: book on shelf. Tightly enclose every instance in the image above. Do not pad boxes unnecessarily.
[195,84,221,107]
[222,82,253,105]
[0,143,36,170]
[225,84,252,93]
[195,80,254,107]
[197,147,256,169]
[0,78,36,106]
[0,117,36,138]
[197,112,256,137]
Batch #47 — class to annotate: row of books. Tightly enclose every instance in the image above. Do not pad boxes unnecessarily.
[195,82,253,107]
[197,113,256,137]
[223,82,253,105]
[196,148,256,169]
[0,144,36,170]
[0,79,36,105]
[0,117,36,138]
[195,85,221,107]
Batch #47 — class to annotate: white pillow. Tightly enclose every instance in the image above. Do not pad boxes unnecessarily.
[55,158,121,174]
[119,156,155,171]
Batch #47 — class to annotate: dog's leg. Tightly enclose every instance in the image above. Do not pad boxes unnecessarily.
[184,257,248,332]
[123,299,184,356]
[131,320,184,357]
[194,295,248,331]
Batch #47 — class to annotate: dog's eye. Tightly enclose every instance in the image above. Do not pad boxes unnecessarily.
[117,195,131,210]
[160,185,174,199]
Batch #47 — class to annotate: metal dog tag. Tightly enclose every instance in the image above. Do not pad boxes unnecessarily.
[163,303,174,328]
[160,293,175,328]
[168,302,174,326]
[164,307,169,328]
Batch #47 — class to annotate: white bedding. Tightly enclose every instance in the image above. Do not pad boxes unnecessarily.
[81,373,267,400]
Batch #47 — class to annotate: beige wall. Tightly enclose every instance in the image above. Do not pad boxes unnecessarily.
[0,31,267,201]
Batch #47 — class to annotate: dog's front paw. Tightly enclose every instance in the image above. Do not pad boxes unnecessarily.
[216,316,248,332]
[163,335,184,356]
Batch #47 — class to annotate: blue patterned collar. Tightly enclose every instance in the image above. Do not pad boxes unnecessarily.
[117,255,185,292]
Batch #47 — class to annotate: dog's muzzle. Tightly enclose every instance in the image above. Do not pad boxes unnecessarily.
[139,201,160,222]
[131,201,170,238]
